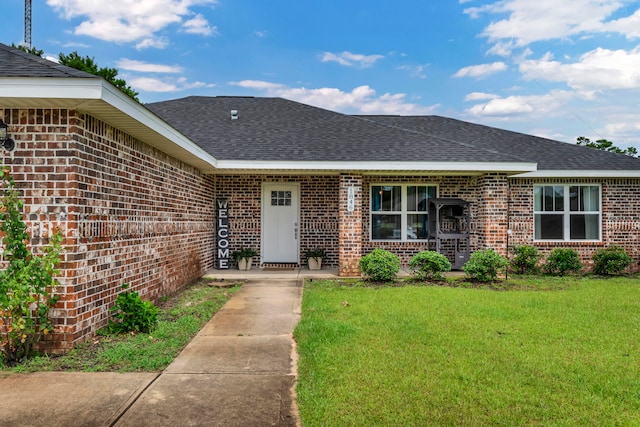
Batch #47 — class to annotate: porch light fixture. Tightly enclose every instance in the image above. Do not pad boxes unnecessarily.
[0,120,15,152]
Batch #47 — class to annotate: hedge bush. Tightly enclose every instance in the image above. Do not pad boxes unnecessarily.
[511,245,540,275]
[462,249,509,282]
[592,246,633,276]
[360,248,400,282]
[543,248,582,276]
[409,251,451,280]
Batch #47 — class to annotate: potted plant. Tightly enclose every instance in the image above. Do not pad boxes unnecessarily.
[232,248,258,271]
[305,247,325,270]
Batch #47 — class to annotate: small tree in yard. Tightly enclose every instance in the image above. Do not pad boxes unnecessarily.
[0,166,62,366]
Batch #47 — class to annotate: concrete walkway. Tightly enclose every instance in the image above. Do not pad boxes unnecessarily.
[0,278,303,427]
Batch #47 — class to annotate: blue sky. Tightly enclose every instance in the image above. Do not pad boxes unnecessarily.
[2,0,640,151]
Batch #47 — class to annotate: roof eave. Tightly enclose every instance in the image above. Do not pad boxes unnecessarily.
[0,77,219,172]
[512,170,640,178]
[214,160,538,175]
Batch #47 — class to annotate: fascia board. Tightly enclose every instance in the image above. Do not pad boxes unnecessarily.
[0,77,104,99]
[512,170,640,178]
[215,160,538,172]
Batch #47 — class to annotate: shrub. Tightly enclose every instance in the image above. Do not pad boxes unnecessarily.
[108,284,159,334]
[592,246,633,276]
[409,251,451,280]
[463,249,509,282]
[511,245,540,275]
[543,248,582,276]
[0,166,62,366]
[360,248,400,282]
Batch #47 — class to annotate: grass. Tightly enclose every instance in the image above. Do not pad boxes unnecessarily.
[294,275,640,426]
[4,277,241,373]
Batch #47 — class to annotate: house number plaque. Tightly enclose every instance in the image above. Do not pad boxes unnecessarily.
[347,186,355,212]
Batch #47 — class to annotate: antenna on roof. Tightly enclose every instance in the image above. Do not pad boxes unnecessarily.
[24,0,32,48]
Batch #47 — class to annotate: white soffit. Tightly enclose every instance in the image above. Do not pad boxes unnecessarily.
[0,77,219,172]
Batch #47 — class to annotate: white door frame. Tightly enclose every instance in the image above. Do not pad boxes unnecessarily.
[261,182,300,264]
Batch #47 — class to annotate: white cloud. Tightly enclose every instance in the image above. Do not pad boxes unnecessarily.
[130,76,214,92]
[135,37,170,50]
[607,9,640,38]
[486,41,516,57]
[183,13,218,36]
[397,64,428,79]
[117,59,184,73]
[130,77,180,92]
[466,0,640,48]
[464,92,500,101]
[467,96,534,116]
[453,62,507,78]
[320,51,384,68]
[519,47,640,91]
[46,0,217,46]
[230,80,438,115]
[465,90,575,118]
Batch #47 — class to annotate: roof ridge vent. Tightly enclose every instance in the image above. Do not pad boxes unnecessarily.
[230,110,238,120]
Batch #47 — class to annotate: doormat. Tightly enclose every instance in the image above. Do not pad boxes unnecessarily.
[263,267,295,271]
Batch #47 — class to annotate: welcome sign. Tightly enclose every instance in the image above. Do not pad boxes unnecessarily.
[217,199,230,269]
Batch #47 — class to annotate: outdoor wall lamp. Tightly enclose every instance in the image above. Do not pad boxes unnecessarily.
[0,120,15,151]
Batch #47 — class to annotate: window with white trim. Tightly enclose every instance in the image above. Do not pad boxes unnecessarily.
[534,184,601,241]
[371,184,437,241]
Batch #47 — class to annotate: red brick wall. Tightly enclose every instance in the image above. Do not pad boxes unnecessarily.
[509,177,640,270]
[475,173,509,255]
[1,108,216,351]
[214,174,339,266]
[338,174,362,276]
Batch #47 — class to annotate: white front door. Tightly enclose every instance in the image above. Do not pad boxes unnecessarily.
[262,183,299,263]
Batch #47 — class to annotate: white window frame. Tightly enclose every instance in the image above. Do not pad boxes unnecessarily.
[370,183,438,242]
[533,184,602,242]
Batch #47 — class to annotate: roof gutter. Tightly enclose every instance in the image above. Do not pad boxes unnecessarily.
[214,160,538,173]
[511,170,640,178]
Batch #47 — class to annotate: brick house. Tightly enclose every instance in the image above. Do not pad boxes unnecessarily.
[2,43,640,351]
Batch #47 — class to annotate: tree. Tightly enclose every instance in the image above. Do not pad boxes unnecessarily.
[12,43,43,57]
[576,136,638,157]
[58,52,139,101]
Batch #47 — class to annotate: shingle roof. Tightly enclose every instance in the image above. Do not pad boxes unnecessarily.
[146,96,525,163]
[363,115,640,171]
[0,43,97,78]
[147,96,640,171]
[2,41,638,173]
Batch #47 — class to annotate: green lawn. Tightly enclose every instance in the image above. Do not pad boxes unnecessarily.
[5,278,240,372]
[294,277,640,426]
